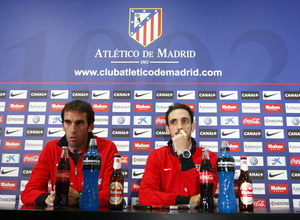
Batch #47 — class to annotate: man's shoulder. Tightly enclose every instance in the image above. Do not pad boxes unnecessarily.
[94,135,117,150]
[94,135,114,144]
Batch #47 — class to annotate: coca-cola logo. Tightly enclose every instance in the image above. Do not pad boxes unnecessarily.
[254,199,266,208]
[155,116,166,125]
[23,154,39,163]
[199,172,214,183]
[56,170,70,181]
[121,155,129,165]
[290,157,300,166]
[243,117,261,125]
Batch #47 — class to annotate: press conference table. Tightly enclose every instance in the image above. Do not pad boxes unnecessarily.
[0,205,299,220]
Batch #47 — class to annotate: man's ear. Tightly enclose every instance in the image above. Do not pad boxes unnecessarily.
[88,122,94,132]
[191,122,195,133]
[165,125,170,135]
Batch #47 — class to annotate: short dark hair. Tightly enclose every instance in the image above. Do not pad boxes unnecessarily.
[61,100,95,126]
[165,103,194,126]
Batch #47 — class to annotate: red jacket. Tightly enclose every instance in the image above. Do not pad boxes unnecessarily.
[21,133,118,206]
[139,138,218,205]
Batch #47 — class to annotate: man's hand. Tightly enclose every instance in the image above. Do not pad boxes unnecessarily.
[45,189,55,206]
[189,194,200,206]
[45,184,79,207]
[68,183,79,206]
[172,129,189,155]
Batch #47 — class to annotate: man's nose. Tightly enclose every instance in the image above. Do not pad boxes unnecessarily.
[177,122,183,129]
[69,123,77,132]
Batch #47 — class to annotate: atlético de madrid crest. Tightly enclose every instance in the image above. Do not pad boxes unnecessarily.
[129,8,162,47]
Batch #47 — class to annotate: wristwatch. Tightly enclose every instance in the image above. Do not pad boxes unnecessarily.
[182,149,191,159]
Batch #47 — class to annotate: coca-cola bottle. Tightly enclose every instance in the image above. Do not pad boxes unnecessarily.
[54,146,70,208]
[238,156,254,211]
[109,153,124,210]
[199,149,215,212]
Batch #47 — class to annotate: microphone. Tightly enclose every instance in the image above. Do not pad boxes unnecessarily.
[73,149,83,160]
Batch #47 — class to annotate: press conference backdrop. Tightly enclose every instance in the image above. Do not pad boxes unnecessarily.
[0,0,300,211]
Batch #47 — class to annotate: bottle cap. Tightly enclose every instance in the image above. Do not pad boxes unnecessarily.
[89,138,98,149]
[220,141,230,151]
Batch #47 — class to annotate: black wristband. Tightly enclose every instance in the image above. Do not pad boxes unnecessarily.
[176,195,191,204]
[35,193,48,206]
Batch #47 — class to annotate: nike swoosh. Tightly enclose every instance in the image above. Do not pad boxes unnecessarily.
[1,169,17,175]
[220,92,235,98]
[178,92,193,98]
[221,131,237,136]
[6,129,21,135]
[93,130,106,135]
[269,172,284,178]
[51,92,66,97]
[93,92,107,97]
[133,171,144,176]
[164,168,172,171]
[48,130,62,135]
[264,93,278,98]
[266,131,281,136]
[10,92,25,97]
[134,131,149,136]
[135,92,150,98]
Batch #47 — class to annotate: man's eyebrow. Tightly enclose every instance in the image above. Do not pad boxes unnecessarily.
[169,117,190,121]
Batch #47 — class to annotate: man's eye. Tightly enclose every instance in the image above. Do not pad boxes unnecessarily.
[77,121,85,127]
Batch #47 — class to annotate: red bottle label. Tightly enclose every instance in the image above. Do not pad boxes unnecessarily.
[56,170,70,181]
[109,182,124,205]
[199,171,214,183]
[239,182,253,205]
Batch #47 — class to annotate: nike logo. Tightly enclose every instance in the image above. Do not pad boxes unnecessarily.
[10,92,25,97]
[178,92,193,98]
[134,130,149,136]
[269,172,284,178]
[6,129,21,135]
[164,168,172,171]
[51,92,66,97]
[48,130,62,135]
[220,92,235,98]
[93,92,108,97]
[133,171,144,176]
[221,131,237,136]
[264,93,278,98]
[1,169,17,175]
[266,131,281,137]
[93,130,106,135]
[135,92,150,98]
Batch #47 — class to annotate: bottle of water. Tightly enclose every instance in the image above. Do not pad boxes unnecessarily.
[80,138,101,210]
[217,141,237,212]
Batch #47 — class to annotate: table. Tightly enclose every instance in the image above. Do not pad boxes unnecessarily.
[0,205,298,220]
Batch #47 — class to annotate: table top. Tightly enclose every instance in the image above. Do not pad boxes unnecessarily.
[0,204,298,220]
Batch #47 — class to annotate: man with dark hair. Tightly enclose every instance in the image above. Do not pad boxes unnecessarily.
[21,100,118,207]
[139,103,218,206]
